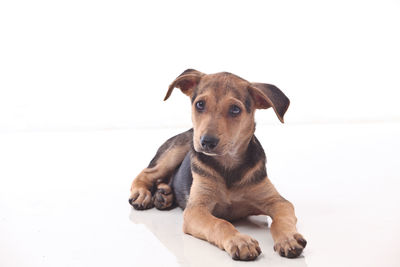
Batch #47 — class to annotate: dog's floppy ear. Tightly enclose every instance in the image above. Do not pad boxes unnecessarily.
[249,83,290,123]
[164,69,205,101]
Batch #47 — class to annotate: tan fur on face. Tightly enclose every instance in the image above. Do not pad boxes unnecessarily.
[191,73,255,165]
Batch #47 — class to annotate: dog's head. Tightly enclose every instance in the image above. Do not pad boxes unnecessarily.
[164,69,290,158]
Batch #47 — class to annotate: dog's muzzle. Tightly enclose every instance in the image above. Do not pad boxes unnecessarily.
[200,135,219,151]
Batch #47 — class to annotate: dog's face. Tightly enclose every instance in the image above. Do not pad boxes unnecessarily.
[164,69,290,158]
[190,73,255,157]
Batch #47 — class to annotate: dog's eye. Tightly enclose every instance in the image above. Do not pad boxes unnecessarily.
[229,105,241,116]
[195,100,205,111]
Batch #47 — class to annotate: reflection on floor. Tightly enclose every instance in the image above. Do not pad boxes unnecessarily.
[130,208,307,267]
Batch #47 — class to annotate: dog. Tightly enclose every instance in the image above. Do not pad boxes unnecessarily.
[129,69,307,261]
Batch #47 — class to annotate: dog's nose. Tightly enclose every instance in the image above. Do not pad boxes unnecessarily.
[200,135,219,150]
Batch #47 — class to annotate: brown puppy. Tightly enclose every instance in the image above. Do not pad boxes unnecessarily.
[129,69,307,261]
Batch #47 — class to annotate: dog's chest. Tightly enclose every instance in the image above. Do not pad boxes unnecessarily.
[211,190,260,221]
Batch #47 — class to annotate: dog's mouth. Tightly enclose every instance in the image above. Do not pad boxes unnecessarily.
[195,146,225,157]
[194,144,220,157]
[200,151,219,156]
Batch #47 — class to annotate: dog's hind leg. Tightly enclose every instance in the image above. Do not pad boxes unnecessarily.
[129,129,193,210]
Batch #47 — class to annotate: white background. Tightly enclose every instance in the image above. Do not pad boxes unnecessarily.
[1,0,399,132]
[1,1,400,267]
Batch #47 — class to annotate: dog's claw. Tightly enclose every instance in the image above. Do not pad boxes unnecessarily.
[232,250,240,260]
[287,247,303,258]
[279,247,285,257]
[297,237,307,248]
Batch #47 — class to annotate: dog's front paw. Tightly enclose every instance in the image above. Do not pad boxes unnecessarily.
[274,232,307,258]
[129,187,153,210]
[224,233,262,261]
[153,183,174,210]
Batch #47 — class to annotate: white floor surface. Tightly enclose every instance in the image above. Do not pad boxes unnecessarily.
[1,123,399,267]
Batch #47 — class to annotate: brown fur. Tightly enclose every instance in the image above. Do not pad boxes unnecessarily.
[129,69,306,261]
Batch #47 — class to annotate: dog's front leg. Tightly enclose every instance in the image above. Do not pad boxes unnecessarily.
[183,177,261,261]
[183,205,261,261]
[261,182,307,258]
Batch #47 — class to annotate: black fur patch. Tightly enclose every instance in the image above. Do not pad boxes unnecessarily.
[243,165,267,186]
[171,152,193,209]
[192,136,266,188]
[191,161,216,180]
[245,93,252,113]
[191,89,198,103]
[148,128,193,168]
